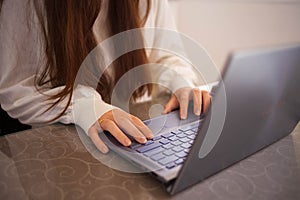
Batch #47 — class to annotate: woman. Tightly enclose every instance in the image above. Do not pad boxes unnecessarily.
[0,0,210,153]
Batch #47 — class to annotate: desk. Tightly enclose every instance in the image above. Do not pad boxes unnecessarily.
[0,98,300,199]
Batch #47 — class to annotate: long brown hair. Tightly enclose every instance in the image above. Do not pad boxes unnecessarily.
[1,0,152,121]
[0,0,3,13]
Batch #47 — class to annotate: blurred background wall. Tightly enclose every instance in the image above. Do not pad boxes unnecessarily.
[169,0,300,71]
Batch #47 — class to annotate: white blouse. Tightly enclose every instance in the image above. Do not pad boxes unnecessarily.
[0,0,198,135]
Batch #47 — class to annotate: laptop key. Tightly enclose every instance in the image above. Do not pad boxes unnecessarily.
[175,158,184,165]
[162,132,174,138]
[144,140,154,145]
[129,143,143,149]
[188,135,196,140]
[184,149,190,153]
[171,130,182,135]
[144,147,164,157]
[181,143,192,149]
[150,153,165,161]
[166,162,176,169]
[168,135,178,141]
[159,155,178,165]
[183,149,190,153]
[152,135,162,141]
[136,142,161,153]
[159,139,170,145]
[171,140,182,146]
[176,151,188,158]
[172,146,184,153]
[179,137,190,143]
[191,128,198,132]
[163,149,175,156]
[162,143,173,149]
[185,130,194,135]
[176,133,186,138]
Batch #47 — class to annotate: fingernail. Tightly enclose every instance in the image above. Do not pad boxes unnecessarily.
[180,112,187,119]
[100,146,109,154]
[124,139,131,146]
[195,110,201,115]
[149,134,154,139]
[141,137,147,143]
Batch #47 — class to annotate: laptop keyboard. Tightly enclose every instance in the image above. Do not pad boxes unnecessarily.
[128,122,200,169]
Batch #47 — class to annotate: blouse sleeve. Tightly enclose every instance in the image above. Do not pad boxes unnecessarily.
[144,0,202,93]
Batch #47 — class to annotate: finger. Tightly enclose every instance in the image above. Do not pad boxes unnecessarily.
[202,90,211,113]
[116,117,147,144]
[88,126,109,154]
[108,109,147,144]
[163,94,179,114]
[100,119,132,147]
[130,115,154,139]
[192,88,202,116]
[178,91,190,119]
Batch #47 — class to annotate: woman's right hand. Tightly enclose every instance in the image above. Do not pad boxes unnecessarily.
[88,109,154,154]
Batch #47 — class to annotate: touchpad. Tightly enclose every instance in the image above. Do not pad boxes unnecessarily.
[143,106,200,135]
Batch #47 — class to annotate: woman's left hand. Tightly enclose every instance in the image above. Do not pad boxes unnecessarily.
[163,87,211,119]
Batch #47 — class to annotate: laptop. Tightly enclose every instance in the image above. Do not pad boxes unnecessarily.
[99,44,300,195]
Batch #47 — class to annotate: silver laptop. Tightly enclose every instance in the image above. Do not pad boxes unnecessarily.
[99,44,300,195]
